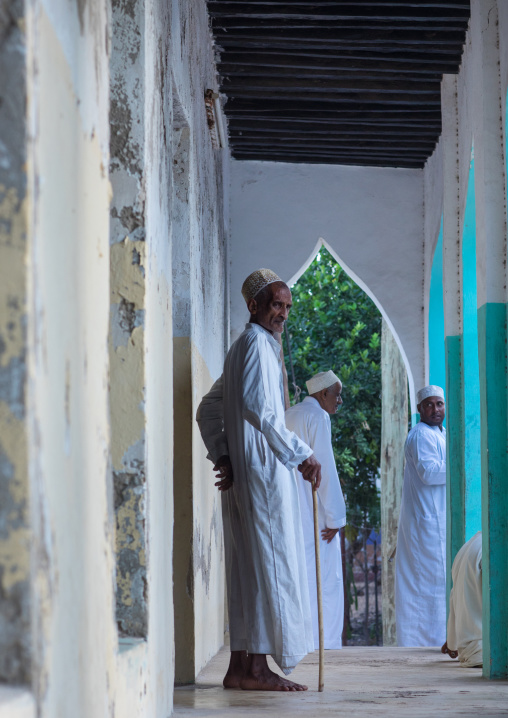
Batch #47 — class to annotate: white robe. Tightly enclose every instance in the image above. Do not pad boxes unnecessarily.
[395,421,447,646]
[285,397,347,649]
[196,322,315,674]
[447,531,482,667]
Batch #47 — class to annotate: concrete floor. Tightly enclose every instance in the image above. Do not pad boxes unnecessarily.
[174,646,508,717]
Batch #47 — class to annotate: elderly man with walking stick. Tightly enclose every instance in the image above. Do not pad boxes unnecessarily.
[196,268,322,692]
[286,370,347,658]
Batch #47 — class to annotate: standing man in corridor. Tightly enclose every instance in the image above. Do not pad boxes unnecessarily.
[395,385,447,646]
[285,370,347,650]
[197,268,321,691]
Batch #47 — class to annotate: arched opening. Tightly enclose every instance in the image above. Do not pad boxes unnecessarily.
[283,246,408,646]
[287,237,416,414]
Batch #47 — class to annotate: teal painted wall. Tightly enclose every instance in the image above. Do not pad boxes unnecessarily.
[429,218,446,397]
[445,334,464,598]
[461,149,482,540]
[478,302,508,679]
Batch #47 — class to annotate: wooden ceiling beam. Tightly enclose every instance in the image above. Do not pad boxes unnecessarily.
[225,92,441,106]
[231,144,437,154]
[222,76,441,93]
[230,145,430,157]
[208,1,470,7]
[234,148,427,164]
[226,105,441,114]
[230,135,437,147]
[219,66,447,81]
[218,50,463,68]
[213,27,467,43]
[216,40,466,55]
[212,19,469,33]
[232,155,425,168]
[229,124,440,136]
[209,4,470,21]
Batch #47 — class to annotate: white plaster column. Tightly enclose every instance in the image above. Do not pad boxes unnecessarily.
[441,73,466,591]
[380,320,407,646]
[471,0,508,680]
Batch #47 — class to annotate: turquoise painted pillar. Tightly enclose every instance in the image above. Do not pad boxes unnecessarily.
[471,0,508,680]
[444,334,465,593]
[477,304,508,678]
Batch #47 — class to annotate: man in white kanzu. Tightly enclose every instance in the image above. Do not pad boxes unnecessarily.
[395,385,446,646]
[285,370,347,650]
[441,531,483,667]
[196,269,321,692]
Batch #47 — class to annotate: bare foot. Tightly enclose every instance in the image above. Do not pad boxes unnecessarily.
[441,641,458,659]
[223,650,248,689]
[240,654,308,692]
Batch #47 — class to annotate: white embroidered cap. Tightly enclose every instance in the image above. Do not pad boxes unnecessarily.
[306,370,341,395]
[241,268,283,303]
[417,384,445,403]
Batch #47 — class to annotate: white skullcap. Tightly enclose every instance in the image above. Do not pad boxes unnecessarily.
[241,268,283,303]
[306,370,341,395]
[417,385,445,403]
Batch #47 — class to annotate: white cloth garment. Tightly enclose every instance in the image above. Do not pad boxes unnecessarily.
[196,322,315,674]
[285,396,347,649]
[447,532,483,667]
[395,421,447,646]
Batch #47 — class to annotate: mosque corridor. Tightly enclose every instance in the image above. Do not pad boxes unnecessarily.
[174,645,508,718]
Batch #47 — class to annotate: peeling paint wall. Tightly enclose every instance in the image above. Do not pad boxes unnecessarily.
[109,0,148,639]
[380,319,407,647]
[2,0,229,710]
[0,0,30,683]
[170,0,229,684]
[26,0,116,715]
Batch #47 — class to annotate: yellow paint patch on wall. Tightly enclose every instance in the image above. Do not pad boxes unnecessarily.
[0,401,30,590]
[117,571,133,607]
[111,239,146,309]
[116,490,145,560]
[0,187,27,368]
[110,326,145,470]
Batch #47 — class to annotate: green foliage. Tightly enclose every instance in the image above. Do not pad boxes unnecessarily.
[284,248,381,528]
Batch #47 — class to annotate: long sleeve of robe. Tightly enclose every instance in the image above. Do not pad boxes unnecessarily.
[395,421,447,647]
[285,396,346,649]
[196,322,315,674]
[447,531,482,667]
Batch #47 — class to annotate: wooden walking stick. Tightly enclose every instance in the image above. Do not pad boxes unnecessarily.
[278,330,323,689]
[312,481,324,692]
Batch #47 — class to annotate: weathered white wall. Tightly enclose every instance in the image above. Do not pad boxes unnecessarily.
[422,139,444,384]
[0,0,230,715]
[26,1,117,716]
[170,0,228,683]
[230,160,424,406]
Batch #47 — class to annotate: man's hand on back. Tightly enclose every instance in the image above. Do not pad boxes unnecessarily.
[213,455,234,492]
[321,527,340,544]
[298,454,321,490]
